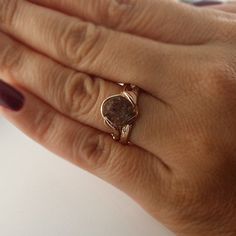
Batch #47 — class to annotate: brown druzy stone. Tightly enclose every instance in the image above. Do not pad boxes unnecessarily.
[102,95,136,128]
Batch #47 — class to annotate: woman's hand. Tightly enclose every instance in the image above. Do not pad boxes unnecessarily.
[1,0,236,235]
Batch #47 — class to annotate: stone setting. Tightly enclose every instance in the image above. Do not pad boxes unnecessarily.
[101,95,137,129]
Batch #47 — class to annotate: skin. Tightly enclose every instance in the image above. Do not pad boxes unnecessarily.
[0,0,236,235]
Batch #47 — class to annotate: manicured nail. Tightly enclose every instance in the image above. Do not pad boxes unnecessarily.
[0,79,24,111]
[192,0,223,6]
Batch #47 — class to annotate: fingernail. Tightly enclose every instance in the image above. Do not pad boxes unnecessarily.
[192,1,223,6]
[0,79,24,111]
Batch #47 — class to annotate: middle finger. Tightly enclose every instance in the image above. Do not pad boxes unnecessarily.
[0,0,194,99]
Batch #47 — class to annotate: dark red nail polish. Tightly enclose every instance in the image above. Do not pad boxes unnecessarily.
[0,79,24,111]
[193,1,223,6]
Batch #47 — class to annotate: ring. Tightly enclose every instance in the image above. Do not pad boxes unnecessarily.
[101,84,139,145]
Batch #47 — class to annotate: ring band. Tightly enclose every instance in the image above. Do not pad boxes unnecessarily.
[101,84,139,145]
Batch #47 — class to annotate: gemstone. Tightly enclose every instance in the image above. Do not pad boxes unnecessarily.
[102,95,137,129]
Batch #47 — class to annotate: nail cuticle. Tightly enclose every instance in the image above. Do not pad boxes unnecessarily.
[0,79,24,111]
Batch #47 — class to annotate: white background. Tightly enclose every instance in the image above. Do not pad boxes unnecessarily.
[0,117,174,236]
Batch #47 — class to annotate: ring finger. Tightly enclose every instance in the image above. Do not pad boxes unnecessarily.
[0,32,175,161]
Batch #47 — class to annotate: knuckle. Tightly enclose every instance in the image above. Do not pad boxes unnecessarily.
[33,108,57,143]
[78,132,140,180]
[0,40,23,70]
[198,53,236,98]
[209,60,236,95]
[105,0,137,29]
[0,0,18,26]
[218,26,235,43]
[78,133,112,171]
[213,14,236,42]
[62,73,101,119]
[75,129,146,184]
[58,22,104,67]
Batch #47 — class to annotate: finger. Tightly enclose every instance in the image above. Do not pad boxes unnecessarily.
[0,0,194,98]
[0,31,176,159]
[0,79,171,211]
[28,0,222,44]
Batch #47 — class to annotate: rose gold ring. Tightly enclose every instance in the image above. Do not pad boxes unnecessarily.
[101,84,139,145]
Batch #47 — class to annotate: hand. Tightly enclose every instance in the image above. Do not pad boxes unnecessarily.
[1,1,236,235]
